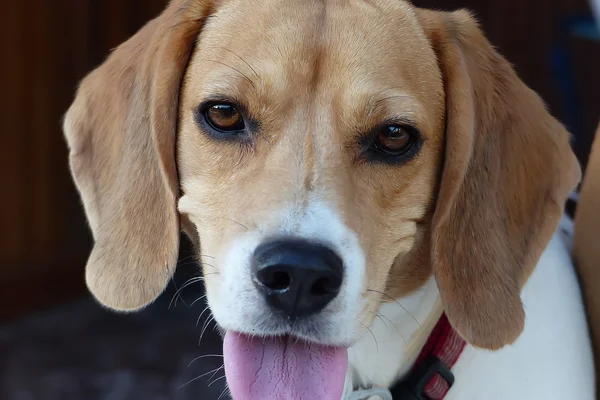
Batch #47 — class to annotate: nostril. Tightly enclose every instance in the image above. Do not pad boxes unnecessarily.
[258,267,292,291]
[252,238,344,317]
[310,276,340,296]
[269,270,292,291]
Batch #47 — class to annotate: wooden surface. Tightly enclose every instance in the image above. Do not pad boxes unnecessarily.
[0,0,168,320]
[1,0,598,320]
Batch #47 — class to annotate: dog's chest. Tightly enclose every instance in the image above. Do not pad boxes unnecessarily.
[344,278,442,396]
[347,232,595,400]
[445,235,594,399]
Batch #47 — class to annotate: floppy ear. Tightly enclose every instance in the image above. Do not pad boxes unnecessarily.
[417,9,582,350]
[63,0,215,311]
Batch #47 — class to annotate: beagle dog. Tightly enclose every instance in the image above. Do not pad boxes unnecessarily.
[63,0,595,399]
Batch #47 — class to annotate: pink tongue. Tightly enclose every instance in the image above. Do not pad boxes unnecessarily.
[223,332,348,400]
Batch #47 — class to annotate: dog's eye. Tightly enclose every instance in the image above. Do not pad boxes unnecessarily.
[372,125,417,156]
[204,103,245,132]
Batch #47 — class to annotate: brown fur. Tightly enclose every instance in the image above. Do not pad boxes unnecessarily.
[64,0,580,350]
[575,123,600,397]
[63,0,217,310]
[417,9,581,349]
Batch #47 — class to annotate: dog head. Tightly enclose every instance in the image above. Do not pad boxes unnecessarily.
[64,0,580,398]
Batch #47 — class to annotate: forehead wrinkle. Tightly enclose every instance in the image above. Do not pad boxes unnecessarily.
[313,6,441,140]
[194,77,252,100]
[193,0,333,110]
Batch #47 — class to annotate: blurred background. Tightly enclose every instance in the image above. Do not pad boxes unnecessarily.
[1,0,599,399]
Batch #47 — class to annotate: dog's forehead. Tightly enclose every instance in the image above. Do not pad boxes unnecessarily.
[185,0,441,109]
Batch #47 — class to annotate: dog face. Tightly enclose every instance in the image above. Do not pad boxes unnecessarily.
[177,0,444,345]
[64,0,580,359]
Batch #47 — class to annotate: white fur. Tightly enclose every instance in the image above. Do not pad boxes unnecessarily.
[345,222,595,399]
[344,277,441,397]
[200,186,594,399]
[446,228,595,399]
[207,197,367,345]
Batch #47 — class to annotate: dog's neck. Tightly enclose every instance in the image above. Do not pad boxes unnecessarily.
[344,277,443,397]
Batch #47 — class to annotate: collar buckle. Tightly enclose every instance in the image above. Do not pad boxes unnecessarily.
[389,355,455,400]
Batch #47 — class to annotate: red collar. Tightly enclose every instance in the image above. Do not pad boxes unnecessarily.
[389,313,466,400]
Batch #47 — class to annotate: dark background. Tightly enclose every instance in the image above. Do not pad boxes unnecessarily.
[1,1,598,399]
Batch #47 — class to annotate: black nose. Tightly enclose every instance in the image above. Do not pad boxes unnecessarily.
[251,239,344,318]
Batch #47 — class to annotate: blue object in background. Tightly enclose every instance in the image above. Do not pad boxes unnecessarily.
[550,15,599,165]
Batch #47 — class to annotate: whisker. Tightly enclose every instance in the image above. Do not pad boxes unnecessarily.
[176,261,201,269]
[169,277,204,309]
[177,254,215,267]
[377,313,396,332]
[177,254,197,264]
[376,314,389,329]
[188,353,223,367]
[196,305,211,327]
[181,276,205,286]
[377,313,408,345]
[217,386,231,400]
[367,289,422,329]
[192,365,224,382]
[208,365,225,383]
[362,323,379,353]
[173,276,197,308]
[199,315,216,345]
[209,374,227,387]
[169,275,186,308]
[218,47,259,78]
[190,294,207,308]
[206,59,256,89]
[222,217,249,231]
[178,365,222,390]
[177,374,206,390]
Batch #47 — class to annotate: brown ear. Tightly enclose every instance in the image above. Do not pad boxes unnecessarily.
[417,9,582,350]
[63,1,215,311]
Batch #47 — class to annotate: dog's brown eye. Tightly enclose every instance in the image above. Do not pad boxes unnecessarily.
[373,125,414,155]
[205,104,245,132]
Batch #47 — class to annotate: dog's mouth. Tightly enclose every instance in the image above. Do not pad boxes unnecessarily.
[223,331,348,400]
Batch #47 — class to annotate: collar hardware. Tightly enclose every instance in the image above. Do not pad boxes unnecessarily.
[351,314,465,400]
[389,355,455,400]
